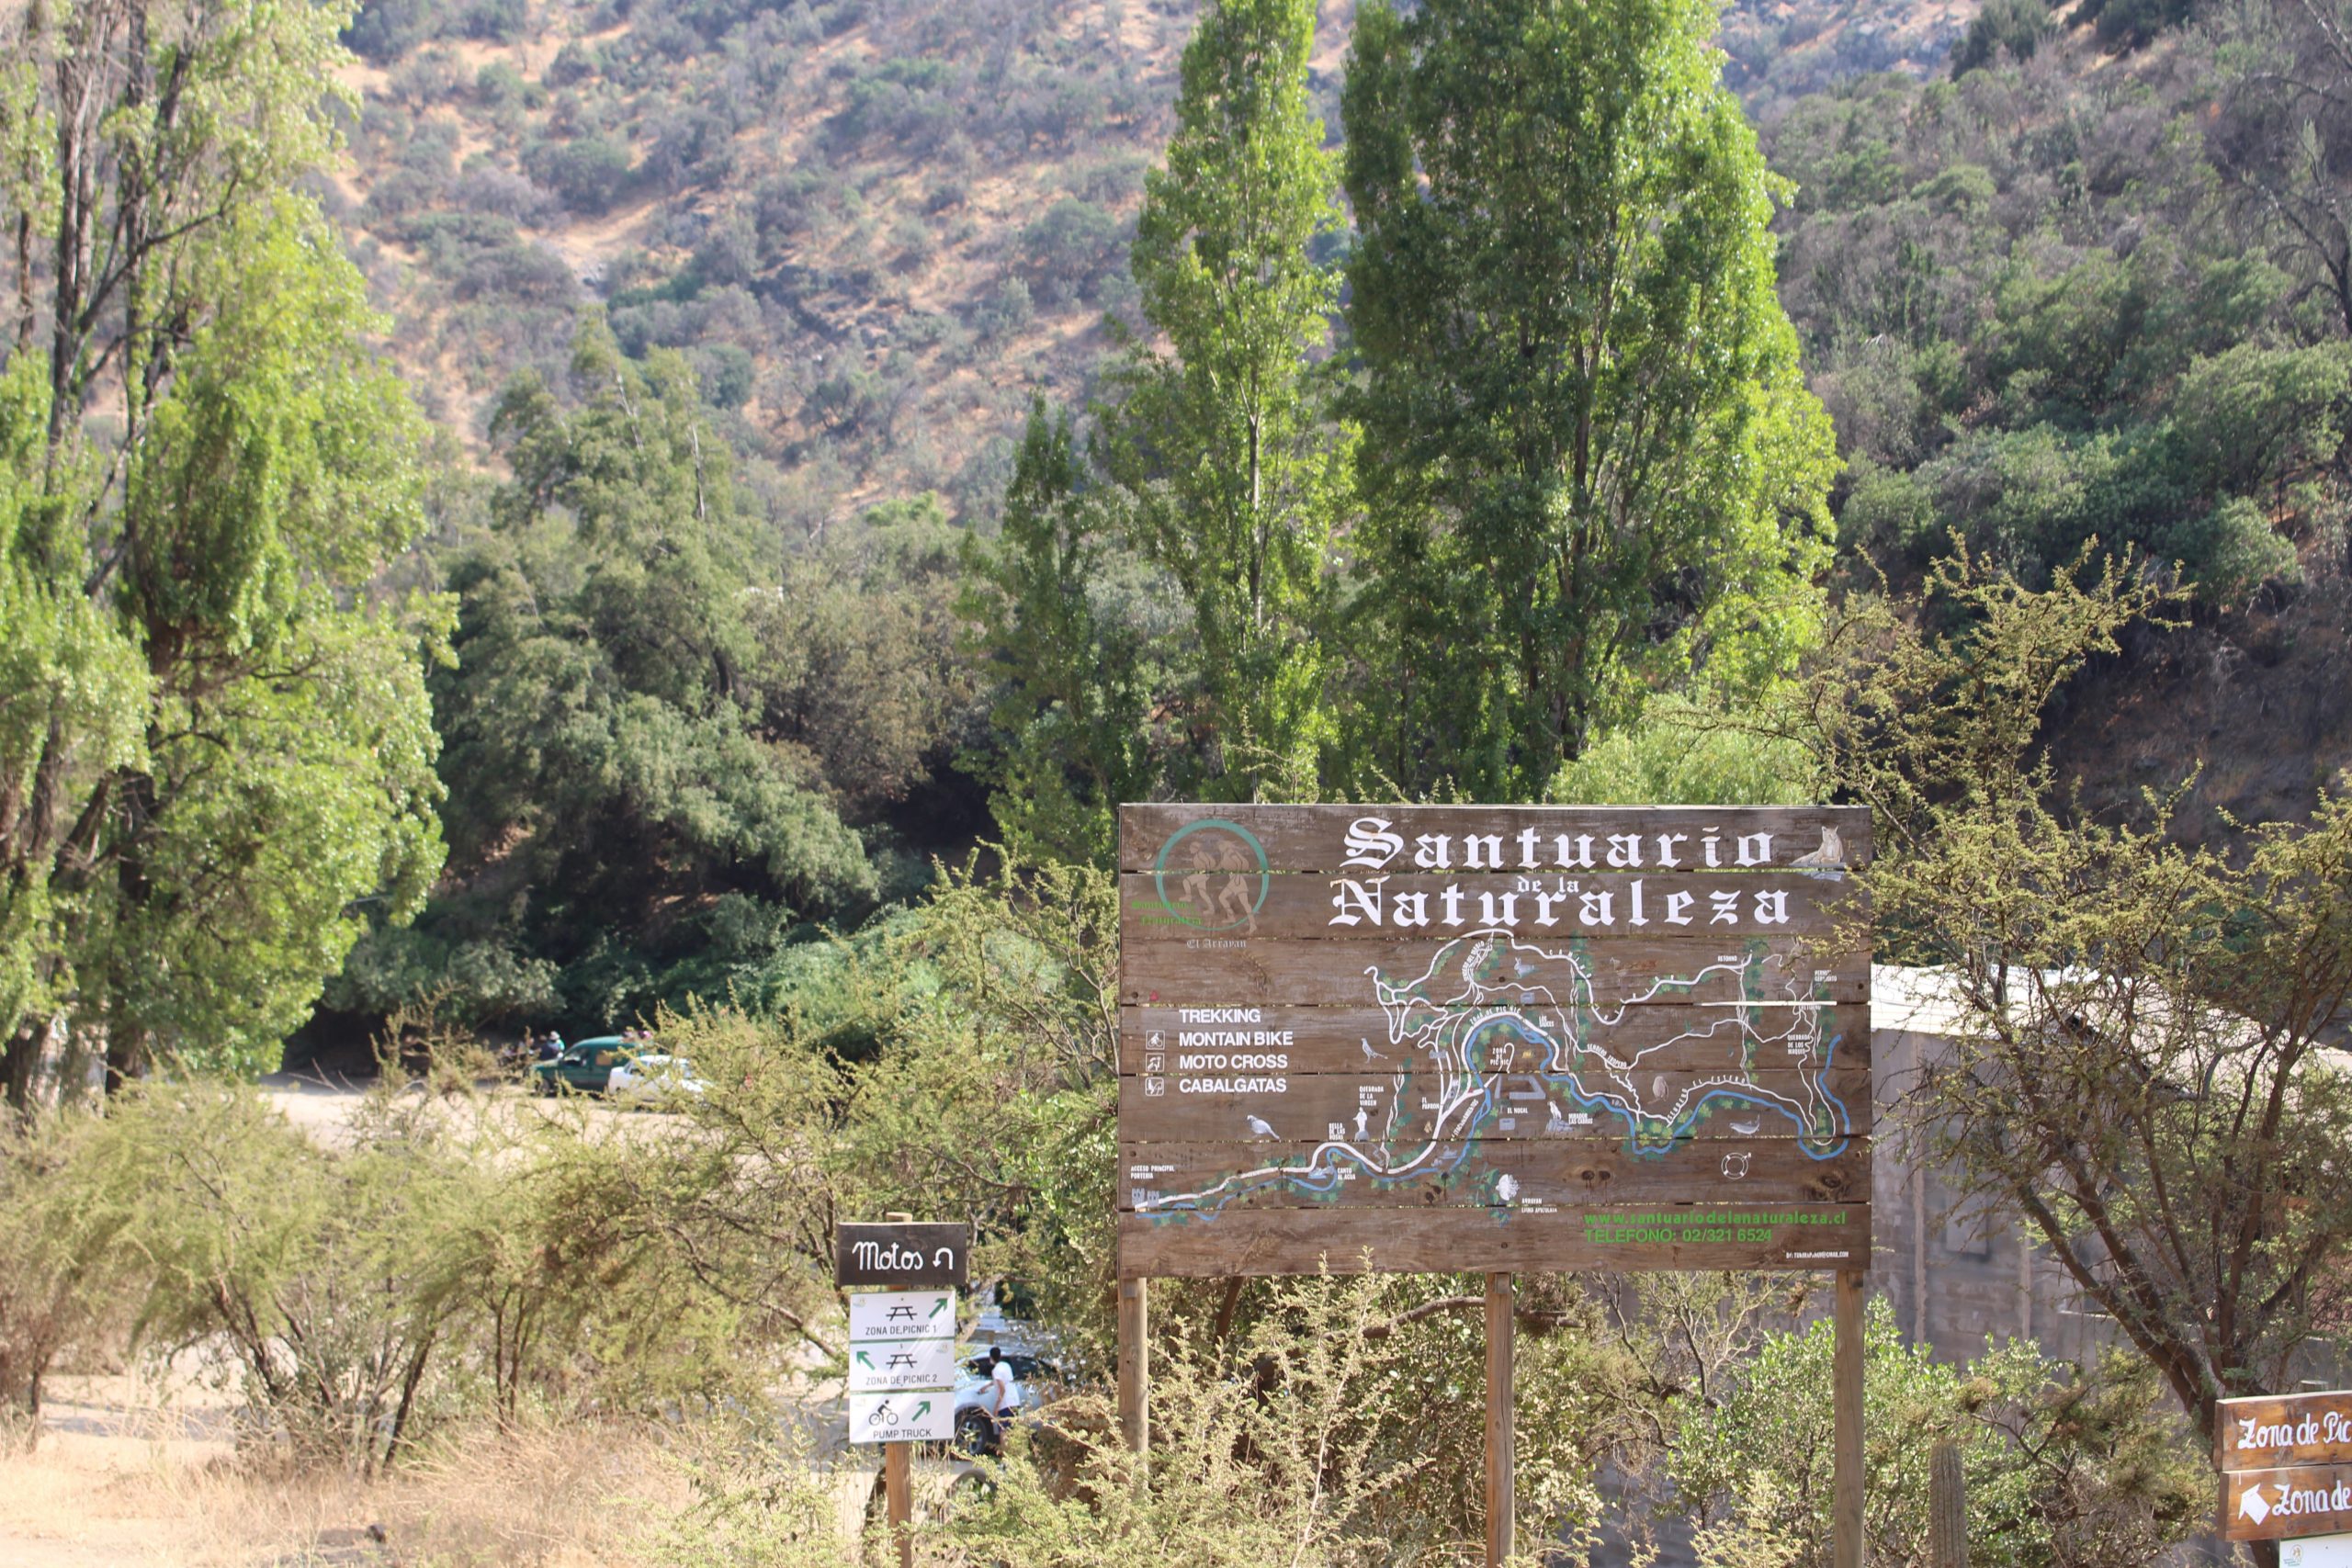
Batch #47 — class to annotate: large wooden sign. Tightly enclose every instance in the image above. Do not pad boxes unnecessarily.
[2220,1392,2352,1542]
[1115,804,1872,1279]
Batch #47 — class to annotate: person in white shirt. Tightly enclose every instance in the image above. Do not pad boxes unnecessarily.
[984,1346,1021,1449]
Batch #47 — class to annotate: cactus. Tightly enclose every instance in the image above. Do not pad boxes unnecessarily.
[1929,1439,1968,1568]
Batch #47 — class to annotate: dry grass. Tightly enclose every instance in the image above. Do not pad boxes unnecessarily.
[0,1376,697,1568]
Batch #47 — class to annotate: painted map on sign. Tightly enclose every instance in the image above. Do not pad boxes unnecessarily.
[1135,927,1853,1218]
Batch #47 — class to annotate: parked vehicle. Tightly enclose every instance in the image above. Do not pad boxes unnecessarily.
[528,1036,639,1095]
[606,1053,706,1105]
[950,1349,1059,1458]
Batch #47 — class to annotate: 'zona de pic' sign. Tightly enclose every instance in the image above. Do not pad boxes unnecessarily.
[2218,1391,2352,1543]
[1114,804,1873,1279]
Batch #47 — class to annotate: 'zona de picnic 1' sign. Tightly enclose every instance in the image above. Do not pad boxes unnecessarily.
[1114,804,1874,1279]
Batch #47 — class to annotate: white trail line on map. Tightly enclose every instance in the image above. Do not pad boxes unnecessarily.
[1136,931,1850,1216]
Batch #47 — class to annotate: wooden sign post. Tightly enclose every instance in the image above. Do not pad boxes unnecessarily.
[2218,1390,2352,1548]
[840,1219,969,1568]
[1486,1272,1515,1565]
[1114,805,1873,1566]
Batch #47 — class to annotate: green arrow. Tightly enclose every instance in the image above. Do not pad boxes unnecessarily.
[854,1350,874,1369]
[911,1400,932,1419]
[927,1297,949,1317]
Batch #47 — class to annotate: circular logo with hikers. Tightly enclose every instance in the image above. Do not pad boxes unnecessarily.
[1151,818,1271,933]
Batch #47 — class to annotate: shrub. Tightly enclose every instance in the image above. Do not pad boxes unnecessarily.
[528,134,636,215]
[1018,197,1125,306]
[973,275,1035,341]
[0,1111,133,1434]
[458,0,526,42]
[344,0,446,64]
[451,163,558,225]
[457,243,578,304]
[544,39,597,88]
[697,343,756,410]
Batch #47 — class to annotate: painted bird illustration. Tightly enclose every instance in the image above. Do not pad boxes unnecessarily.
[1361,1038,1387,1063]
[1790,825,1844,868]
[1246,1115,1278,1139]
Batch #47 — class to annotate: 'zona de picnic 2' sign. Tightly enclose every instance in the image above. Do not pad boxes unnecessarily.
[1114,804,1874,1279]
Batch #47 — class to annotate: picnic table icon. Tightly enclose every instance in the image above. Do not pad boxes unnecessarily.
[886,1304,919,1322]
[887,1351,918,1369]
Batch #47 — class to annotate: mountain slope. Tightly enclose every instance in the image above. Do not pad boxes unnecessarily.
[327,0,1973,536]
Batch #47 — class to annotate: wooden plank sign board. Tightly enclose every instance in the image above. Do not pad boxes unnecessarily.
[2225,1467,2352,1543]
[2219,1391,2352,1542]
[2221,1392,2352,1472]
[1115,804,1872,1279]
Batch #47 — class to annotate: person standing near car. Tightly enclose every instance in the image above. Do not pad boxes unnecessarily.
[984,1346,1021,1447]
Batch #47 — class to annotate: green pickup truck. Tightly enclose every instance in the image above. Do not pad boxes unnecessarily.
[529,1036,639,1095]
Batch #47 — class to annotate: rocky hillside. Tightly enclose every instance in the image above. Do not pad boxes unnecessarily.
[325,0,1974,536]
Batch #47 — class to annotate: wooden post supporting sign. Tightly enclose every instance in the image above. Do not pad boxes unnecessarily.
[884,1441,911,1568]
[1834,1269,1866,1568]
[1118,1275,1148,1457]
[1486,1273,1515,1567]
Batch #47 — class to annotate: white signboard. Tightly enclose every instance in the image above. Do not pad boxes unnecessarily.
[846,1287,957,1445]
[848,1336,958,1393]
[2285,1534,2352,1568]
[849,1389,954,1444]
[849,1290,956,1342]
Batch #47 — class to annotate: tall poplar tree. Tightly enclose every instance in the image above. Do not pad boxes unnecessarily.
[0,0,446,1099]
[1343,0,1838,798]
[1104,0,1349,800]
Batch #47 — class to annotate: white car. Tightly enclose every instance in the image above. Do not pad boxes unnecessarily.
[605,1053,706,1105]
[950,1348,1059,1456]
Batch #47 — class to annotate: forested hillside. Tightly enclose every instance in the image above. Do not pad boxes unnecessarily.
[279,0,2352,1047]
[8,0,2351,1058]
[329,0,1339,534]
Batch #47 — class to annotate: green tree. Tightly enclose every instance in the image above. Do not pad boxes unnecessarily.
[960,403,1166,865]
[1342,0,1838,797]
[1671,1298,2201,1568]
[1104,0,1348,800]
[402,316,874,1031]
[0,0,447,1099]
[1797,554,2352,1490]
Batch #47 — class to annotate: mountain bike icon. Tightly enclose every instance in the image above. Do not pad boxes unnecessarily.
[866,1401,899,1427]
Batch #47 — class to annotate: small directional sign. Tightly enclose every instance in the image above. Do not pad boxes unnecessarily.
[2224,1465,2352,1543]
[836,1222,969,1289]
[845,1283,956,1446]
[848,1390,953,1444]
[849,1336,957,1394]
[848,1290,956,1343]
